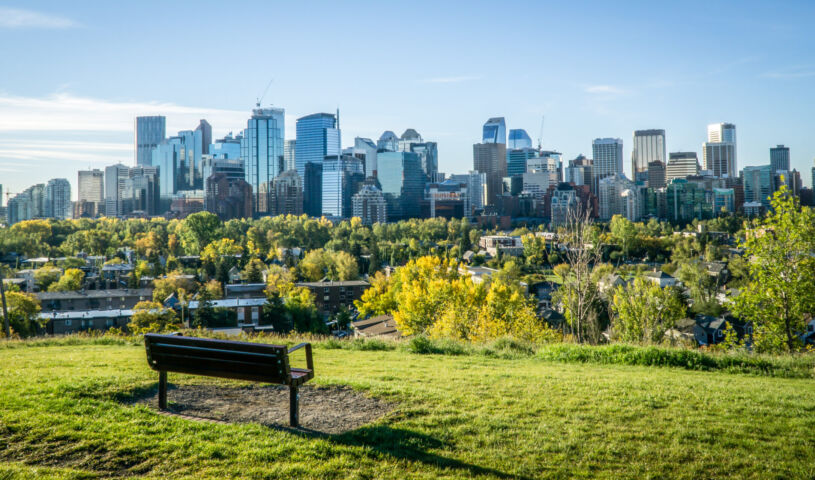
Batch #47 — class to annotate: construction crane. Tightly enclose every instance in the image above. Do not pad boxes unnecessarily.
[256,78,274,108]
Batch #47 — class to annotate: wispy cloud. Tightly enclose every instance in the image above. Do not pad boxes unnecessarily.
[0,7,79,29]
[584,85,625,95]
[422,75,481,84]
[0,92,250,134]
[761,66,815,79]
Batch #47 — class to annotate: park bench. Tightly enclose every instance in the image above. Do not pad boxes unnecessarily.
[144,333,314,426]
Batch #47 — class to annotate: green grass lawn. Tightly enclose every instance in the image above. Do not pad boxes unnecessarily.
[1,338,814,479]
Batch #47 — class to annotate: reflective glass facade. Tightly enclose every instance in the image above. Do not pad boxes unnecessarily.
[295,113,339,178]
[377,151,424,221]
[135,116,166,166]
[508,129,532,149]
[241,108,285,216]
[482,117,506,144]
[321,155,364,218]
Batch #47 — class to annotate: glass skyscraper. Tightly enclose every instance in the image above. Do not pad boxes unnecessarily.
[591,138,624,193]
[135,116,166,166]
[241,108,285,216]
[295,113,340,178]
[508,129,532,149]
[482,117,506,144]
[770,145,790,172]
[631,129,665,183]
[377,151,424,221]
[321,155,364,218]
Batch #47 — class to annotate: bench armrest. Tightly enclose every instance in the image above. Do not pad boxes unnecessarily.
[288,343,313,372]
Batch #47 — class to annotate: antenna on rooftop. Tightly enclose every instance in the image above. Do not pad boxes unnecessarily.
[256,78,274,107]
[538,115,545,150]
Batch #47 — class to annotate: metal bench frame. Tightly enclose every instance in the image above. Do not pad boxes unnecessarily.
[144,333,314,426]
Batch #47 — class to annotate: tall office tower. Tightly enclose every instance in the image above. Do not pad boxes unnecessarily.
[565,155,593,187]
[271,170,303,216]
[195,120,212,155]
[211,133,242,160]
[508,129,533,150]
[647,160,666,188]
[303,162,323,217]
[77,169,104,217]
[704,123,737,177]
[353,183,387,225]
[598,174,638,221]
[743,165,773,208]
[398,129,422,151]
[321,155,365,218]
[409,142,438,182]
[770,145,790,172]
[482,117,506,144]
[473,142,507,205]
[377,131,399,152]
[295,112,339,178]
[528,151,563,182]
[135,116,166,166]
[0,184,3,207]
[377,151,424,221]
[666,152,700,181]
[6,184,45,224]
[812,158,815,190]
[702,142,736,178]
[284,139,297,172]
[631,129,666,183]
[120,166,160,216]
[241,107,285,216]
[44,178,71,219]
[104,164,130,217]
[591,138,624,193]
[351,137,378,177]
[448,171,487,213]
[205,174,253,220]
[507,147,539,176]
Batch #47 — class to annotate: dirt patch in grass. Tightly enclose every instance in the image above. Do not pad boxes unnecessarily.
[136,384,393,434]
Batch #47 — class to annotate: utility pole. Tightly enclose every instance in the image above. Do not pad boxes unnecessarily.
[0,268,10,338]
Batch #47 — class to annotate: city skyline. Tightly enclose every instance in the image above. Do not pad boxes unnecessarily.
[2,1,815,198]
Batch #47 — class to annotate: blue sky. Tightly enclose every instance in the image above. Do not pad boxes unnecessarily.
[1,0,814,201]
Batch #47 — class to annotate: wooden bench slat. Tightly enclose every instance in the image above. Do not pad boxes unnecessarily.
[149,343,283,365]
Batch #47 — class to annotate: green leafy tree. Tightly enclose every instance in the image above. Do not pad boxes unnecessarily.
[129,301,180,334]
[2,291,42,338]
[48,268,85,292]
[34,267,62,291]
[611,277,687,344]
[241,258,266,283]
[733,188,815,352]
[179,212,222,254]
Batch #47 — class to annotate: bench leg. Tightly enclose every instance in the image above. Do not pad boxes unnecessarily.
[158,371,167,410]
[289,385,299,427]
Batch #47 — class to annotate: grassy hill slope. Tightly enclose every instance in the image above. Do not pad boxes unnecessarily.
[0,339,813,479]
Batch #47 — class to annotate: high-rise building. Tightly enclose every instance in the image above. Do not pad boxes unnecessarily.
[565,155,593,187]
[271,170,303,217]
[321,155,365,218]
[284,139,297,172]
[713,188,735,213]
[550,183,579,227]
[647,160,666,188]
[353,182,387,225]
[704,123,737,178]
[666,179,713,223]
[242,108,285,216]
[703,142,736,178]
[482,117,506,144]
[742,165,773,209]
[104,164,130,217]
[7,184,44,224]
[397,129,422,152]
[303,162,323,217]
[448,171,487,214]
[631,129,666,183]
[507,147,538,177]
[120,166,160,216]
[473,142,507,206]
[409,141,438,182]
[508,129,533,150]
[770,145,790,172]
[422,180,469,219]
[351,137,378,177]
[592,138,623,193]
[377,131,399,152]
[211,133,242,160]
[598,173,637,220]
[44,178,71,219]
[527,151,563,183]
[377,151,424,221]
[205,173,252,220]
[135,116,166,166]
[666,152,700,181]
[295,112,339,178]
[195,120,212,157]
[77,169,104,217]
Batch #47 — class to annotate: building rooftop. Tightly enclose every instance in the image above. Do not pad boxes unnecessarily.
[36,288,153,301]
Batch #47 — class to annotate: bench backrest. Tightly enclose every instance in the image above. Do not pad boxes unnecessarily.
[144,333,292,384]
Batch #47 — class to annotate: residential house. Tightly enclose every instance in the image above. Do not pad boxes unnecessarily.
[296,279,369,316]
